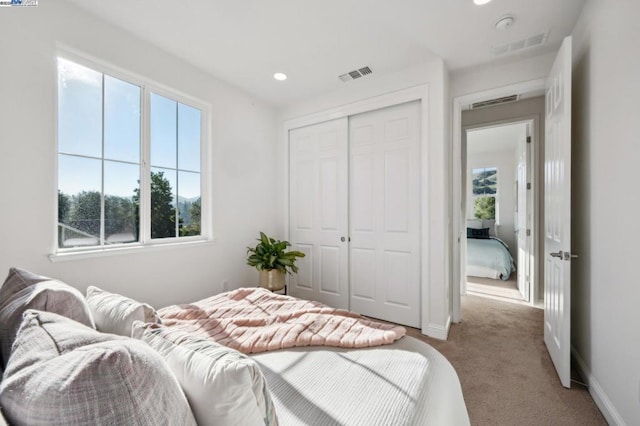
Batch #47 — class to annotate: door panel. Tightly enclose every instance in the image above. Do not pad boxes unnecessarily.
[544,36,572,388]
[349,101,421,327]
[289,118,349,309]
[516,129,531,301]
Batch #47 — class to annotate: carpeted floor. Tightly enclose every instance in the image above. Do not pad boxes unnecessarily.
[405,295,606,426]
[466,274,524,302]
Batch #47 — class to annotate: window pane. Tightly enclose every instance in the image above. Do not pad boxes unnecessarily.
[58,154,101,248]
[178,103,201,172]
[150,93,177,169]
[472,167,497,195]
[473,196,496,220]
[104,161,139,245]
[178,171,201,237]
[150,167,177,239]
[57,58,102,158]
[105,76,140,163]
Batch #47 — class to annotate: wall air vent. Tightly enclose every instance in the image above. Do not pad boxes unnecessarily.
[339,66,373,83]
[471,94,519,110]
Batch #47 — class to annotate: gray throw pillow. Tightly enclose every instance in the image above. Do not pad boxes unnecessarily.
[0,310,196,426]
[0,267,95,366]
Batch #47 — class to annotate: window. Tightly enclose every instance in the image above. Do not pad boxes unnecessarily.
[471,167,497,220]
[57,57,206,251]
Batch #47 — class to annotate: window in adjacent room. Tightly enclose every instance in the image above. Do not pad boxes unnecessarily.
[56,57,206,251]
[471,166,497,220]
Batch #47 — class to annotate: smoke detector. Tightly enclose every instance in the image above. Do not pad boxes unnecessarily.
[495,15,514,31]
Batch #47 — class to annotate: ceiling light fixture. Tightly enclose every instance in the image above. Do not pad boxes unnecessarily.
[473,0,492,5]
[273,72,287,81]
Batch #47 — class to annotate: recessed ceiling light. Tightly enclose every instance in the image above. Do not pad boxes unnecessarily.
[273,72,287,81]
[473,0,492,5]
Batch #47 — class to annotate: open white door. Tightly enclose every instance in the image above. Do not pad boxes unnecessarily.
[544,36,573,388]
[515,126,531,301]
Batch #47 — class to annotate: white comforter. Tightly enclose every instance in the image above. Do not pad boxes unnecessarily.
[466,237,515,280]
[251,336,469,426]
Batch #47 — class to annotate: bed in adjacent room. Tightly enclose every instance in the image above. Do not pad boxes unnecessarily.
[467,236,515,280]
[466,219,515,281]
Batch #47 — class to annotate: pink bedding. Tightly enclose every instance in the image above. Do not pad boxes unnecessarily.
[158,288,406,354]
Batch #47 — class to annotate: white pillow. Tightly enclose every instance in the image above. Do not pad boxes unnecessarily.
[86,286,160,337]
[482,219,497,236]
[466,219,483,229]
[0,310,196,426]
[132,322,278,426]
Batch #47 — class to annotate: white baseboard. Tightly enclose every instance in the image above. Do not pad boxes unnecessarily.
[571,345,626,425]
[424,315,451,340]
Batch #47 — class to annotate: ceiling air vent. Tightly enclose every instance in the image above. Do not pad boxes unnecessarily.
[492,31,549,57]
[339,66,373,83]
[471,94,519,110]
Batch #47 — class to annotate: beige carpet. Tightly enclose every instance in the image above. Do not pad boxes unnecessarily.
[466,273,525,302]
[405,295,606,426]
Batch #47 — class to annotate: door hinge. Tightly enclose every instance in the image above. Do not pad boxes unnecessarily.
[527,182,531,190]
[526,229,531,237]
[526,136,532,144]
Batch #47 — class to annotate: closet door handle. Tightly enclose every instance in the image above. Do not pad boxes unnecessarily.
[340,237,346,242]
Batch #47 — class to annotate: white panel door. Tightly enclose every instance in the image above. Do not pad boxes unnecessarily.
[349,101,421,327]
[544,36,573,388]
[289,118,349,310]
[516,129,531,301]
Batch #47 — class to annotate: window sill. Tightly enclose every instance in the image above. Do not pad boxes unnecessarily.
[49,238,216,263]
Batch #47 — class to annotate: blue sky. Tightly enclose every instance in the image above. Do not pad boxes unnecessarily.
[57,58,201,200]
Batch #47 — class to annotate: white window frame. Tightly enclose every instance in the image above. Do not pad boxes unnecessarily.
[51,47,212,261]
[470,166,498,222]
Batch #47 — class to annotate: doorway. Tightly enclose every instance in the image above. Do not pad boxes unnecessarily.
[463,120,533,304]
[452,82,547,322]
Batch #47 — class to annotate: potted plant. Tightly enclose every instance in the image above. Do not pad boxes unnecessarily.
[246,232,305,291]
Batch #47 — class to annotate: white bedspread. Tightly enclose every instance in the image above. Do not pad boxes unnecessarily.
[251,336,469,426]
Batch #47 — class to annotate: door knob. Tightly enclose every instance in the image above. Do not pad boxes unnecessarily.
[340,237,346,242]
[550,251,578,260]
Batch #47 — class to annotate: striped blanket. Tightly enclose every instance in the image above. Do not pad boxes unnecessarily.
[158,287,405,354]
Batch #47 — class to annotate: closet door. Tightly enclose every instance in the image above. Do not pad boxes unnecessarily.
[288,118,349,309]
[349,101,421,327]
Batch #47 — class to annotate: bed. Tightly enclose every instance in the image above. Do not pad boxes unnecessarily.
[159,288,471,426]
[0,268,469,426]
[466,235,515,281]
[251,336,469,426]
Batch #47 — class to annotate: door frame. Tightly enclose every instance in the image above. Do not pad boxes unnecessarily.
[282,85,431,333]
[461,117,536,301]
[452,78,545,322]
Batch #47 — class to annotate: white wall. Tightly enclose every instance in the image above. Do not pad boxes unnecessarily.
[0,1,279,308]
[451,51,554,99]
[278,59,452,338]
[466,150,517,257]
[571,0,640,424]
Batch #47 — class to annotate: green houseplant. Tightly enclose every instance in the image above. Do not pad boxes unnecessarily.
[247,232,305,291]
